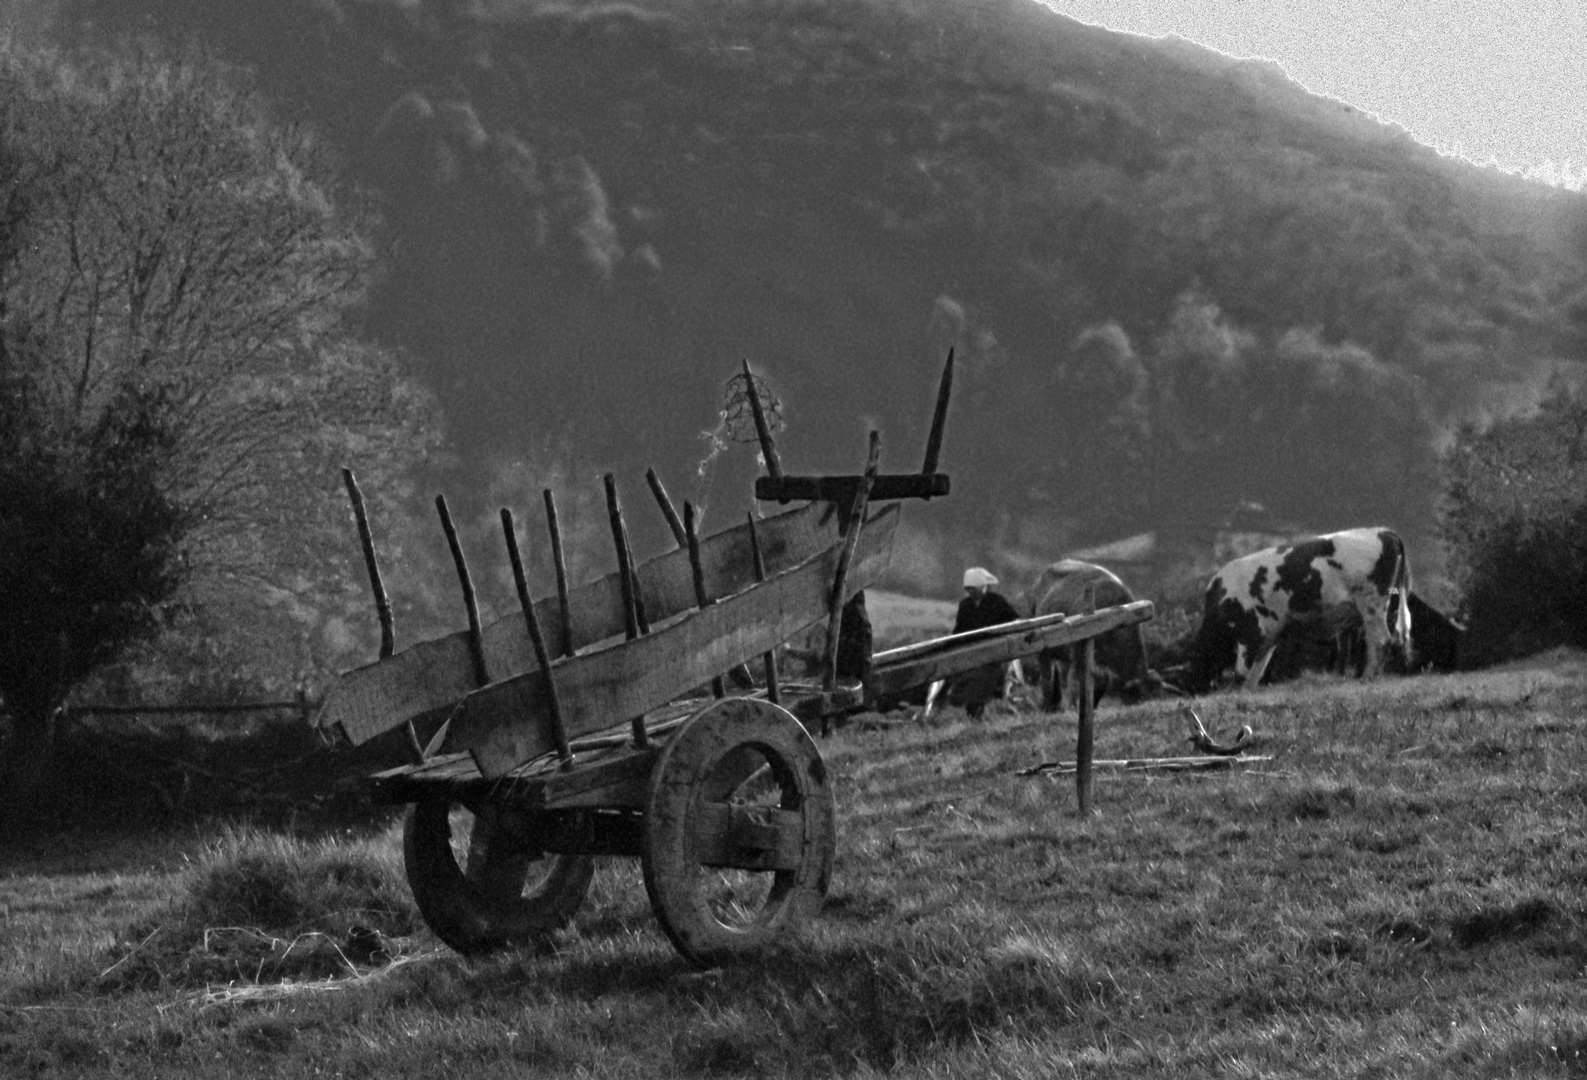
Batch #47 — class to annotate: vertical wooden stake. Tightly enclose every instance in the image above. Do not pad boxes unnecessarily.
[437,494,489,689]
[603,473,649,748]
[684,503,726,699]
[746,513,782,705]
[1075,582,1097,816]
[920,347,955,478]
[822,432,881,736]
[501,508,572,769]
[645,467,689,548]
[543,489,575,659]
[341,468,395,660]
[741,358,784,480]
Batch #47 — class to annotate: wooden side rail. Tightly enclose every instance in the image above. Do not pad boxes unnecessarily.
[322,500,861,746]
[445,508,900,779]
[864,601,1154,700]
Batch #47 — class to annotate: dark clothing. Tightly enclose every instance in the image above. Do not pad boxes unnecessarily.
[952,591,1022,635]
[948,590,1022,717]
[834,591,873,683]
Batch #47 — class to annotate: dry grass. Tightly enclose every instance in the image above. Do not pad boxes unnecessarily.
[4,656,1587,1077]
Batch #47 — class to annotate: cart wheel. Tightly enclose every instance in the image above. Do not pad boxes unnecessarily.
[403,798,594,955]
[642,697,836,966]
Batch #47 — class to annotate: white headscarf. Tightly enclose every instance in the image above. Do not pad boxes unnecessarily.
[962,567,998,589]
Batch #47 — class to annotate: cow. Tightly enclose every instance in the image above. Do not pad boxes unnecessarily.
[1312,591,1465,679]
[1399,592,1464,672]
[1022,559,1154,711]
[1188,528,1412,691]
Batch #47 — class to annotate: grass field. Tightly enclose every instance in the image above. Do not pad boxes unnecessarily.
[4,652,1587,1078]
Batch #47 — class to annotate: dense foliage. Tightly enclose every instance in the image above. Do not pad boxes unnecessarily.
[0,381,187,740]
[55,0,1587,592]
[1441,385,1587,665]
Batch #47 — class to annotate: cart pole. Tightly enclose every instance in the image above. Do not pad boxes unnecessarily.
[341,468,394,660]
[747,514,782,706]
[741,358,784,480]
[437,494,489,690]
[500,508,573,769]
[684,502,726,699]
[604,473,651,748]
[920,347,954,479]
[1075,582,1097,815]
[645,467,689,547]
[543,489,576,659]
[822,431,881,734]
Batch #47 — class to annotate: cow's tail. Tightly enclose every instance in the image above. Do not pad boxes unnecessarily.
[1389,531,1413,654]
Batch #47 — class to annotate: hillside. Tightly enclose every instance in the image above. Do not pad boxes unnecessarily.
[56,0,1587,599]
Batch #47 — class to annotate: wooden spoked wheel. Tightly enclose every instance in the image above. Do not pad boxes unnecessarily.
[641,697,836,966]
[403,798,595,956]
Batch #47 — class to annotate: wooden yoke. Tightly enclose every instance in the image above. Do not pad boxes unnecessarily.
[737,351,957,732]
[753,349,954,505]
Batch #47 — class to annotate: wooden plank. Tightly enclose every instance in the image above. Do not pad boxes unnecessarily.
[534,748,659,809]
[872,608,1109,666]
[865,601,1155,698]
[322,500,846,746]
[1018,755,1273,776]
[756,473,949,504]
[449,506,899,778]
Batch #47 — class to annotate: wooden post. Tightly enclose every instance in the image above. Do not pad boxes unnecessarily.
[741,358,784,480]
[747,513,782,705]
[684,503,726,699]
[822,432,881,734]
[1075,582,1097,816]
[543,489,576,659]
[645,467,689,548]
[501,508,573,769]
[603,473,650,748]
[920,347,954,478]
[341,468,394,660]
[436,494,489,689]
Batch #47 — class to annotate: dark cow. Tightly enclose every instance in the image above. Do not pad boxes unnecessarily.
[1399,592,1464,672]
[1022,559,1152,711]
[1190,528,1412,691]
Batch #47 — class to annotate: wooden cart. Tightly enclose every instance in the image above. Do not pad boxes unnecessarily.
[320,354,1152,965]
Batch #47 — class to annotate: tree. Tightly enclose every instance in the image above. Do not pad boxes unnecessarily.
[0,43,436,820]
[1441,381,1587,666]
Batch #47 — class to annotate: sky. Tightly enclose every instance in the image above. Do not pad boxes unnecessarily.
[1037,0,1587,191]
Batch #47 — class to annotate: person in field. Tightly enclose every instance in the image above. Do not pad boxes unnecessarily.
[926,567,1022,718]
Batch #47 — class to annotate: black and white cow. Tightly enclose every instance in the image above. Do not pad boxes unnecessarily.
[1189,528,1412,691]
[1023,559,1154,711]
